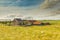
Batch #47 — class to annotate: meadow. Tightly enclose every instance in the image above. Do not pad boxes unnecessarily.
[0,20,60,40]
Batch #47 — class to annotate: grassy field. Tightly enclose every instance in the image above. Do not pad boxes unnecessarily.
[0,20,60,40]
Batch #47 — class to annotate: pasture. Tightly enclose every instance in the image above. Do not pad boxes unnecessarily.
[0,20,60,40]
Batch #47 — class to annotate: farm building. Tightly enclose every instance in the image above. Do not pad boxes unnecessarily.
[12,18,50,26]
[12,18,23,26]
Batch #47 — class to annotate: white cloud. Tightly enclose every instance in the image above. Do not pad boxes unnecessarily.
[0,0,60,20]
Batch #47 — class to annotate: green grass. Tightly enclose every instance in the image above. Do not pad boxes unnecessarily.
[0,20,60,40]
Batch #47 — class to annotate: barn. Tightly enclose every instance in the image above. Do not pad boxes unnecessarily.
[12,18,50,26]
[12,18,23,26]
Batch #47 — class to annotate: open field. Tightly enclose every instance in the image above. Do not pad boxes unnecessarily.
[0,20,60,40]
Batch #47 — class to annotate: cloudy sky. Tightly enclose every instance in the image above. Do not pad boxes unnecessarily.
[0,0,60,20]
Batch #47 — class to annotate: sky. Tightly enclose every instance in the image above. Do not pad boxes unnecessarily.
[0,0,60,20]
[0,0,44,6]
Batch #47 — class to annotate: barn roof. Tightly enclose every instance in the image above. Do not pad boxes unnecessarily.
[14,18,22,21]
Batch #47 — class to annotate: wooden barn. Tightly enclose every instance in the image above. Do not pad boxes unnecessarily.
[12,18,50,26]
[12,18,23,26]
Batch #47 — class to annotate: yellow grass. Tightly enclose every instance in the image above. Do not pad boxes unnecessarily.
[0,20,60,40]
